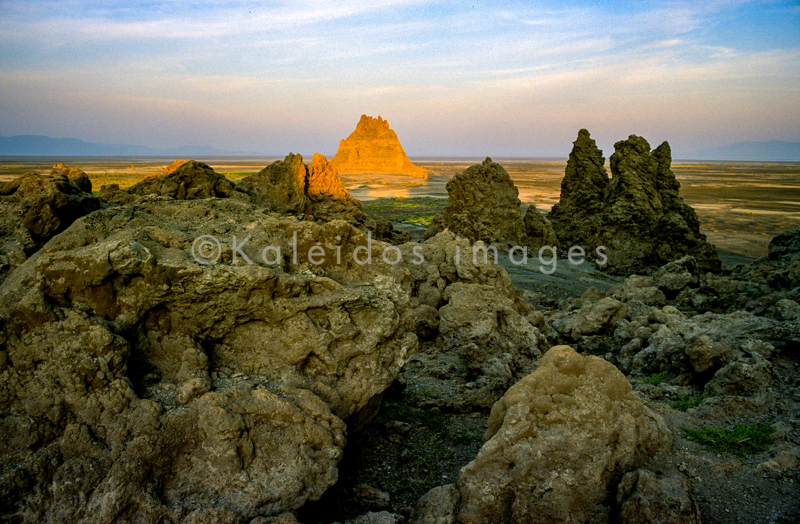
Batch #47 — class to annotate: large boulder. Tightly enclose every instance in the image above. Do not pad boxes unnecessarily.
[330,115,428,178]
[0,197,418,521]
[548,130,721,275]
[412,346,672,523]
[0,172,100,284]
[424,157,557,249]
[128,160,235,200]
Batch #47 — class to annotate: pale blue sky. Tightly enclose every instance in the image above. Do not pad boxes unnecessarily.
[1,0,798,157]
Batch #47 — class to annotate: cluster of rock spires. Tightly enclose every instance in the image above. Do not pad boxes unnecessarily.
[1,130,798,523]
[331,115,428,179]
[547,129,720,275]
[423,129,720,276]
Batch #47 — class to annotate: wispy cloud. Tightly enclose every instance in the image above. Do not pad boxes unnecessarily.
[0,0,798,154]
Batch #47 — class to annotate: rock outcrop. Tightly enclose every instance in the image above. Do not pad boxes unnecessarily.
[49,167,93,193]
[423,157,558,249]
[128,160,235,200]
[0,172,100,285]
[548,129,721,275]
[236,153,410,243]
[162,159,189,176]
[616,469,701,524]
[0,196,419,521]
[412,346,672,523]
[330,115,428,178]
[237,153,311,214]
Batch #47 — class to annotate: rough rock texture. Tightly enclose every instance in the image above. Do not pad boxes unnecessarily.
[615,304,798,384]
[412,346,672,524]
[306,153,363,223]
[0,197,421,521]
[308,153,352,203]
[128,160,235,200]
[548,129,721,275]
[547,129,610,249]
[410,484,460,524]
[0,191,536,521]
[558,296,628,340]
[331,115,428,178]
[424,158,557,249]
[237,153,311,214]
[236,153,410,244]
[616,469,701,524]
[0,172,101,285]
[437,279,546,387]
[162,159,189,176]
[50,167,93,193]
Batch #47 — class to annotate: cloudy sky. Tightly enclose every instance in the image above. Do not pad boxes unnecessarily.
[1,0,798,157]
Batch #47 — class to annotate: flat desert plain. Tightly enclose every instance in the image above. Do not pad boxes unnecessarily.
[2,157,798,263]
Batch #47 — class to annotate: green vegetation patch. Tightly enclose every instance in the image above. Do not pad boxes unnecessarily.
[402,215,435,227]
[669,394,706,411]
[361,197,447,226]
[643,371,669,386]
[682,423,775,457]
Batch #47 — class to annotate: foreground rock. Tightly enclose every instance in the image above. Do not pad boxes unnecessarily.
[424,157,557,249]
[548,129,721,275]
[0,171,100,285]
[412,345,672,523]
[0,197,420,521]
[616,469,701,524]
[0,191,543,521]
[331,115,428,178]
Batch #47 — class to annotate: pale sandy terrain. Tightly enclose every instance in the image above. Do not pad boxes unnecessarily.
[2,157,798,260]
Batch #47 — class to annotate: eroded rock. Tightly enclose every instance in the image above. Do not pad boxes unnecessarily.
[128,160,235,200]
[616,469,701,524]
[548,130,721,275]
[0,197,419,520]
[416,345,672,524]
[424,157,557,249]
[331,115,428,178]
[0,172,101,284]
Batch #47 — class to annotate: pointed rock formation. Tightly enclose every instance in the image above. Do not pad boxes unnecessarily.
[424,157,558,248]
[128,160,235,200]
[331,115,428,178]
[308,152,352,203]
[236,153,312,215]
[547,129,609,248]
[548,130,721,275]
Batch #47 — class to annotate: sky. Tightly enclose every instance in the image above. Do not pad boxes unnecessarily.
[1,0,799,158]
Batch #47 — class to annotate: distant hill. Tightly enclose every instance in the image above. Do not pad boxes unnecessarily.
[689,141,800,161]
[0,135,239,157]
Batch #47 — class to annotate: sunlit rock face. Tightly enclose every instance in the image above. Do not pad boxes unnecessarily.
[331,115,428,178]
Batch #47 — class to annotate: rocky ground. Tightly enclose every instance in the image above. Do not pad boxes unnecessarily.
[1,147,799,524]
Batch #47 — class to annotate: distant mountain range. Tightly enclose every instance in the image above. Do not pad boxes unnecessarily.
[688,140,800,161]
[2,134,799,161]
[0,135,247,157]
